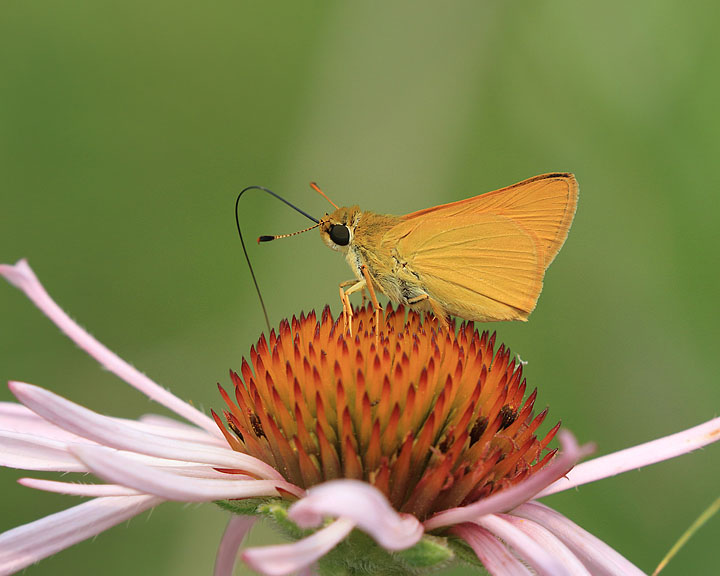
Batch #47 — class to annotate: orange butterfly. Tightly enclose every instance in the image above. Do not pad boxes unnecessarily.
[316,173,578,330]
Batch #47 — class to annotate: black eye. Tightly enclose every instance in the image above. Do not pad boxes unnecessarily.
[329,224,350,246]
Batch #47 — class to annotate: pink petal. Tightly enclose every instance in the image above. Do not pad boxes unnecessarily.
[0,259,219,436]
[71,444,302,500]
[452,523,533,576]
[148,463,252,479]
[424,431,593,531]
[0,430,210,476]
[18,478,141,497]
[474,514,574,576]
[0,427,255,478]
[214,516,256,576]
[288,480,423,550]
[502,514,590,575]
[133,414,227,446]
[540,416,720,497]
[0,430,87,472]
[1,401,223,450]
[0,402,86,442]
[242,517,355,576]
[0,495,162,576]
[119,418,226,447]
[513,502,645,576]
[10,381,284,481]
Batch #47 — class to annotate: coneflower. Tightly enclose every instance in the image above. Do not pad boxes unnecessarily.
[1,260,718,576]
[217,304,558,520]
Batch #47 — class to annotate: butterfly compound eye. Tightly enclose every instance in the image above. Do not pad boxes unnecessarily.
[329,224,350,246]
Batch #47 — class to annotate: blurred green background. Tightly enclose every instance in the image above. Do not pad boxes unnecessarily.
[1,2,719,574]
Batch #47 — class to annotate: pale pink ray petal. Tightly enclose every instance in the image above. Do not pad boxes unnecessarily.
[0,405,224,447]
[213,515,256,576]
[18,478,142,497]
[502,515,590,575]
[288,480,423,550]
[425,431,593,531]
[10,381,284,480]
[513,502,646,576]
[0,401,87,442]
[71,444,304,500]
[0,426,251,477]
[116,419,225,447]
[0,495,162,576]
[91,450,232,472]
[140,413,206,429]
[131,415,227,446]
[147,464,251,480]
[0,430,87,472]
[452,523,533,576]
[540,416,720,497]
[474,514,573,576]
[0,259,219,436]
[242,517,355,576]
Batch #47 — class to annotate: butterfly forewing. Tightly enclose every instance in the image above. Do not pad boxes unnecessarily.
[378,173,578,322]
[402,173,578,269]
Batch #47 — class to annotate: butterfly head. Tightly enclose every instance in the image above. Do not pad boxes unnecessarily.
[319,206,361,252]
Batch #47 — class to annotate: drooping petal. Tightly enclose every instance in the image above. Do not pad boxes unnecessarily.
[0,400,224,454]
[10,382,284,480]
[452,523,533,576]
[147,463,253,479]
[424,431,592,530]
[540,417,720,497]
[120,418,227,447]
[287,480,424,550]
[0,495,162,576]
[474,514,574,576]
[0,426,224,474]
[132,414,227,446]
[0,402,86,442]
[513,502,646,576]
[71,445,303,500]
[242,517,355,576]
[214,515,256,576]
[18,478,142,497]
[0,430,87,472]
[0,259,219,436]
[502,515,590,575]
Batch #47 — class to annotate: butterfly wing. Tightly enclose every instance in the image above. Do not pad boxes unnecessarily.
[402,173,578,269]
[381,173,578,321]
[384,213,544,321]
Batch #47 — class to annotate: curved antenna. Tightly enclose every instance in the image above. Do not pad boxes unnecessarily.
[258,222,319,243]
[235,186,319,333]
[310,181,339,210]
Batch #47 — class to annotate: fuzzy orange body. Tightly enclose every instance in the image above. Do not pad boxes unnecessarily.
[319,173,578,325]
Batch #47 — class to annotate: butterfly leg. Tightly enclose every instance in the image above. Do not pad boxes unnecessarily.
[339,279,363,335]
[407,293,449,331]
[428,298,449,331]
[359,265,382,334]
[407,294,428,305]
[339,285,352,333]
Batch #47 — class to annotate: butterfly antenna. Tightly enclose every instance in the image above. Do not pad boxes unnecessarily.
[235,186,319,333]
[258,222,320,243]
[310,182,339,210]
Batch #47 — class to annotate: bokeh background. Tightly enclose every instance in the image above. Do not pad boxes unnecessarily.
[1,2,719,574]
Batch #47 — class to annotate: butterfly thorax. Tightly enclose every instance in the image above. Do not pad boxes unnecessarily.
[320,207,404,295]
